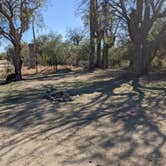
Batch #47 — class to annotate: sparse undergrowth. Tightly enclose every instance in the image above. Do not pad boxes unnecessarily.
[0,69,166,166]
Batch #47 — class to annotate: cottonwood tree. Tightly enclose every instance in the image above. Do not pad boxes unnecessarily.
[85,0,119,68]
[100,0,119,68]
[78,0,97,68]
[0,0,45,80]
[110,0,166,75]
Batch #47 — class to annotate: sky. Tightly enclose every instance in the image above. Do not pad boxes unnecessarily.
[0,0,83,52]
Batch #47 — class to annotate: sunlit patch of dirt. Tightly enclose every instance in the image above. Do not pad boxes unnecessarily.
[0,69,166,166]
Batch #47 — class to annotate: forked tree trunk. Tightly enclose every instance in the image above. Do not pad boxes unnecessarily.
[133,38,151,75]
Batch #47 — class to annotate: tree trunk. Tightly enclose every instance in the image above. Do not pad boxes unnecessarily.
[89,0,96,69]
[89,38,95,69]
[104,45,109,69]
[102,43,109,69]
[32,16,38,73]
[133,39,151,75]
[101,48,105,69]
[142,45,151,74]
[129,59,134,69]
[95,0,102,68]
[14,44,22,80]
[96,38,101,67]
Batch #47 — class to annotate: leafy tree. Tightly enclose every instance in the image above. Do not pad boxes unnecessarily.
[100,0,119,68]
[80,0,119,69]
[36,33,65,71]
[0,0,45,80]
[110,0,166,75]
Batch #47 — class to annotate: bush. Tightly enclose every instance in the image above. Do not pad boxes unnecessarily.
[152,56,161,70]
[1,64,14,79]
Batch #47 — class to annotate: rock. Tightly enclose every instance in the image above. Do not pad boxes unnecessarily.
[44,88,72,103]
[6,73,17,83]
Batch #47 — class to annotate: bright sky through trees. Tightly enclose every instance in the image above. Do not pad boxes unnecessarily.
[0,0,83,52]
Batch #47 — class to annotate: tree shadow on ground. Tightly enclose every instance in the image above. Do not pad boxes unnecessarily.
[23,68,95,82]
[0,70,166,165]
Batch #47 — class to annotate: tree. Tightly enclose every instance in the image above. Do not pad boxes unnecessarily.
[95,0,102,68]
[21,42,29,66]
[66,27,85,46]
[31,7,45,73]
[80,0,119,69]
[100,0,119,69]
[36,33,64,71]
[89,0,97,69]
[110,0,166,75]
[0,0,45,80]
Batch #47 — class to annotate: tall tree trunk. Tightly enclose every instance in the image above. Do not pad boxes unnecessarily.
[104,44,109,68]
[96,38,101,67]
[142,44,150,74]
[102,43,109,69]
[32,16,38,73]
[101,0,110,69]
[14,44,22,80]
[95,0,102,68]
[89,0,96,69]
[127,1,152,75]
[101,51,104,69]
[133,38,151,75]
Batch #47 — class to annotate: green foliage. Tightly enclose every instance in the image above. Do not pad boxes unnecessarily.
[151,56,162,70]
[76,40,89,62]
[34,32,89,68]
[0,52,6,60]
[5,46,15,64]
[21,43,29,66]
[109,43,129,67]
[36,33,72,68]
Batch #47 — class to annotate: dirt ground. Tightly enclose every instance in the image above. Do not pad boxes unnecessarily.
[0,69,166,166]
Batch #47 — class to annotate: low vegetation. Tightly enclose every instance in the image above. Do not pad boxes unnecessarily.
[0,0,165,165]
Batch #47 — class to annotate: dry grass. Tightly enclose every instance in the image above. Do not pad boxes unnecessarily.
[22,65,81,76]
[0,65,78,79]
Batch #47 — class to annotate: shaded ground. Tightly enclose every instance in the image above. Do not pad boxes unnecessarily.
[0,69,166,166]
